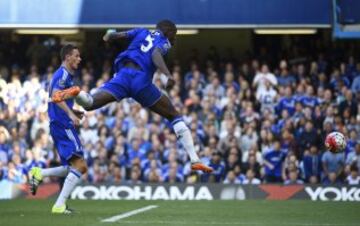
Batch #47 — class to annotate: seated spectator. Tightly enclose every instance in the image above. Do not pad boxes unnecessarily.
[225,149,240,173]
[163,165,184,183]
[299,86,319,108]
[322,150,345,184]
[7,161,27,184]
[239,127,258,154]
[339,90,357,117]
[242,169,261,184]
[148,169,161,183]
[263,140,286,183]
[308,175,319,185]
[299,121,319,150]
[276,86,296,116]
[106,164,122,184]
[346,164,360,185]
[284,169,304,185]
[302,146,322,182]
[346,143,360,174]
[351,73,360,93]
[223,170,241,184]
[201,151,225,182]
[282,153,300,181]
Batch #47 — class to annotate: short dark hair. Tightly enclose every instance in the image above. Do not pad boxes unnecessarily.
[156,19,177,34]
[60,44,78,61]
[350,164,358,172]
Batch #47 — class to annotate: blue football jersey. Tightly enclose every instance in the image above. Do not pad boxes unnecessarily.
[48,66,75,127]
[276,97,296,115]
[114,28,171,78]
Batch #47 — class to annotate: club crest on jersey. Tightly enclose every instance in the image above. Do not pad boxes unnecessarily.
[58,79,66,88]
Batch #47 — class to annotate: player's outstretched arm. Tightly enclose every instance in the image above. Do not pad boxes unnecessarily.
[103,30,128,42]
[152,47,175,89]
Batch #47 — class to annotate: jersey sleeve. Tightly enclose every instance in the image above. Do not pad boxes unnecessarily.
[155,39,171,55]
[52,70,70,90]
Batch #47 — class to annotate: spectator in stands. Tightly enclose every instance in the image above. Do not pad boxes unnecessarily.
[322,149,345,184]
[242,169,261,185]
[346,164,360,185]
[223,170,241,184]
[351,73,360,93]
[263,140,286,183]
[277,60,296,87]
[339,90,358,117]
[345,143,360,174]
[284,169,304,185]
[256,80,277,112]
[201,151,225,182]
[302,145,322,182]
[299,121,319,150]
[276,86,296,116]
[1,35,360,186]
[253,64,277,98]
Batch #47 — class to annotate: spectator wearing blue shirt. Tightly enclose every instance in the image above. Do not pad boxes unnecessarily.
[263,141,286,183]
[277,66,296,87]
[201,151,225,182]
[322,150,345,184]
[300,86,319,108]
[276,86,296,116]
[127,138,148,166]
[351,74,360,93]
[330,69,350,91]
[302,145,322,182]
[346,130,358,156]
[345,143,360,174]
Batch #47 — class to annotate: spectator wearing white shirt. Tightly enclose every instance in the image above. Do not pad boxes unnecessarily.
[223,170,241,184]
[253,64,277,98]
[240,127,258,154]
[256,80,278,112]
[242,169,261,184]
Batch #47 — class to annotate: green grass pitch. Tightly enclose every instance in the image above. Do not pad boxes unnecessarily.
[0,199,359,226]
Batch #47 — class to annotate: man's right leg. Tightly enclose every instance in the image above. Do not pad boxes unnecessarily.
[53,69,130,111]
[75,90,116,111]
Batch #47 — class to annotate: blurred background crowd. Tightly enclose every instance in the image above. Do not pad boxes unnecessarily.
[0,34,360,186]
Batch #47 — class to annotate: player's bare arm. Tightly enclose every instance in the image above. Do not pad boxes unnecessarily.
[103,30,128,42]
[152,47,175,89]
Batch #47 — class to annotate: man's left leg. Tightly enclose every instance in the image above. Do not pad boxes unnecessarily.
[145,91,213,173]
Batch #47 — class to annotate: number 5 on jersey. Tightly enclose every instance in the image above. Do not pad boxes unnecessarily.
[141,35,155,53]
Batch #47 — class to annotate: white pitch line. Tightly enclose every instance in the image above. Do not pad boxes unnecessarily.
[115,220,358,226]
[101,205,158,223]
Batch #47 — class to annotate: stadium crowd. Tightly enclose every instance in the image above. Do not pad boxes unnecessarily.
[0,35,360,186]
